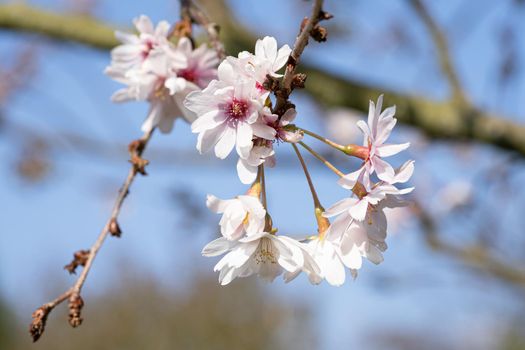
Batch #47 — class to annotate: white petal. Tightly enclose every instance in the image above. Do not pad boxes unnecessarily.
[196,123,226,154]
[236,158,258,184]
[235,122,254,159]
[324,197,358,218]
[191,110,224,133]
[348,198,369,221]
[214,126,236,159]
[251,123,276,140]
[392,160,415,184]
[373,157,396,183]
[202,237,233,256]
[134,15,154,34]
[337,167,364,190]
[273,44,291,72]
[376,142,410,158]
[206,194,228,213]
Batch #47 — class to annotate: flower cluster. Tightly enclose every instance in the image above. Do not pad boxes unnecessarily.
[311,95,414,285]
[197,67,414,286]
[105,15,219,133]
[184,36,300,184]
[203,191,320,285]
[105,17,415,286]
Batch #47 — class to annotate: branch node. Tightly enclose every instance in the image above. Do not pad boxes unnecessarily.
[128,139,149,175]
[64,249,90,274]
[292,73,307,89]
[310,25,328,42]
[109,218,122,237]
[29,305,51,342]
[68,293,84,328]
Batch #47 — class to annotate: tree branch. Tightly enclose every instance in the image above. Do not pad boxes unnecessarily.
[29,129,154,342]
[408,0,467,105]
[1,3,525,157]
[273,0,325,114]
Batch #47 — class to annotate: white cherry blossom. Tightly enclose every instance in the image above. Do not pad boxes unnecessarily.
[167,37,219,91]
[202,232,318,285]
[297,236,346,286]
[225,36,291,92]
[343,95,410,187]
[185,61,276,159]
[236,143,275,184]
[206,194,266,241]
[110,15,171,71]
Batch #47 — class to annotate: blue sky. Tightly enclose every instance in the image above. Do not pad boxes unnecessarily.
[1,1,525,349]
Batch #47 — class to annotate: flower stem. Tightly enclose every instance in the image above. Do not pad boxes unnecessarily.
[292,143,322,209]
[292,143,331,237]
[298,141,344,177]
[299,127,369,160]
[259,164,267,209]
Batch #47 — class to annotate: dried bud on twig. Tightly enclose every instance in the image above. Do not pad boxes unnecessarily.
[262,74,280,92]
[171,19,193,40]
[109,218,122,237]
[310,25,328,42]
[68,293,84,328]
[29,305,51,342]
[64,249,90,274]
[292,73,307,89]
[128,139,149,175]
[319,10,334,21]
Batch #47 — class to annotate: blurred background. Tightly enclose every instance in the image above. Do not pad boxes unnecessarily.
[1,0,525,349]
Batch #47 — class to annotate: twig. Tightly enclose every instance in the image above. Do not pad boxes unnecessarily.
[273,0,326,115]
[298,141,344,177]
[292,143,322,209]
[408,0,467,105]
[184,0,226,60]
[29,128,155,342]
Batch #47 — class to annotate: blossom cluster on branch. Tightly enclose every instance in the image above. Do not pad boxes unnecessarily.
[30,4,415,342]
[106,14,415,287]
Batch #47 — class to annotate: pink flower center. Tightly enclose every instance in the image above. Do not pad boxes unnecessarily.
[225,98,249,122]
[255,81,266,92]
[178,68,197,83]
[141,40,155,60]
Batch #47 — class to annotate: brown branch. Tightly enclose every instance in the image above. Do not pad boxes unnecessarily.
[408,0,467,105]
[273,0,326,115]
[184,0,226,60]
[29,128,155,342]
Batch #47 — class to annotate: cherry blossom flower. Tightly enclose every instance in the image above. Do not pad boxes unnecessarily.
[106,48,190,133]
[185,61,276,159]
[343,95,410,187]
[110,15,171,71]
[225,36,291,93]
[265,108,303,143]
[206,194,266,241]
[320,161,414,277]
[236,143,275,184]
[294,236,346,286]
[202,232,319,285]
[331,220,385,273]
[325,160,414,225]
[167,37,219,91]
[106,16,219,134]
